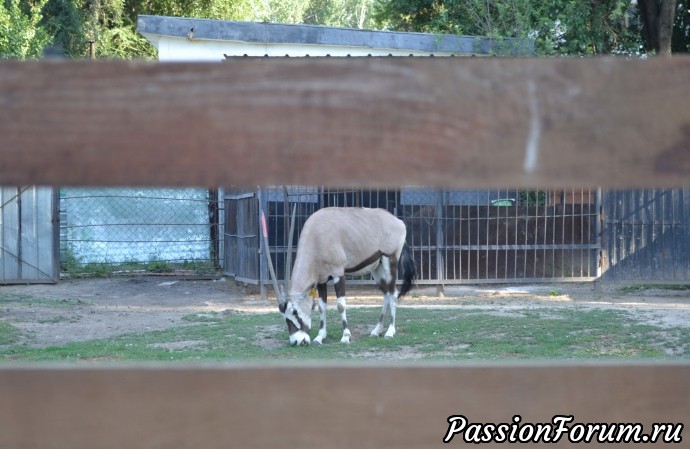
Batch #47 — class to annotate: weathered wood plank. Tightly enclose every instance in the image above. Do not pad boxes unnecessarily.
[1,57,689,188]
[0,363,688,448]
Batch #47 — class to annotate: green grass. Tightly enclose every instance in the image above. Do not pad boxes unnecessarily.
[620,284,690,294]
[0,293,87,308]
[2,307,689,363]
[0,321,22,345]
[61,256,218,278]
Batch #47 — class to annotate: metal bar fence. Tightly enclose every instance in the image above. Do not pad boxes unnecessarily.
[601,188,690,281]
[245,187,600,291]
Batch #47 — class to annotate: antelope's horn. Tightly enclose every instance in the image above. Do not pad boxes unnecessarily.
[261,210,285,304]
[285,203,297,295]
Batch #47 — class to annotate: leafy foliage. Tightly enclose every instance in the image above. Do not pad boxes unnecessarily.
[0,0,52,59]
[2,0,686,59]
[32,0,156,58]
[305,0,376,29]
[518,190,547,207]
[374,0,645,55]
[673,1,690,52]
[553,0,642,55]
[16,0,377,59]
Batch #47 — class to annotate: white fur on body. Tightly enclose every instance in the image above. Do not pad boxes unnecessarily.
[286,207,408,345]
[290,208,406,292]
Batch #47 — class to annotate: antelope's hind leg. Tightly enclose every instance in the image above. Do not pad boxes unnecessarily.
[370,295,389,337]
[383,291,397,338]
[370,256,398,338]
[334,277,352,344]
[313,283,328,345]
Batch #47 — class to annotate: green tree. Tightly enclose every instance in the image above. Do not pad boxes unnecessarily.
[373,0,688,56]
[41,0,154,58]
[672,1,690,52]
[0,0,52,58]
[13,0,386,59]
[38,0,321,59]
[41,0,86,57]
[305,0,376,29]
[551,0,642,55]
[82,0,153,58]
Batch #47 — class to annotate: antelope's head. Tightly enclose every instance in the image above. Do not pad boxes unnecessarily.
[262,205,312,346]
[279,292,313,346]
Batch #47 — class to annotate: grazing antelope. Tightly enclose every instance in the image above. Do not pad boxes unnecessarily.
[262,207,416,346]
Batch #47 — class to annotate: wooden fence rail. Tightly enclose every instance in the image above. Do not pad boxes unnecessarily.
[1,363,688,448]
[1,57,690,448]
[1,57,689,188]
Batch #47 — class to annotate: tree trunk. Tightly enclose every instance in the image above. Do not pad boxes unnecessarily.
[657,0,677,55]
[638,0,678,56]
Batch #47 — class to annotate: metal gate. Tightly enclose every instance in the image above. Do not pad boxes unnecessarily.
[0,187,59,284]
[602,189,690,281]
[399,188,600,284]
[228,186,601,290]
[224,189,260,284]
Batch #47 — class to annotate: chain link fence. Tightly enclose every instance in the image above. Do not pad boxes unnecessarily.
[60,188,221,274]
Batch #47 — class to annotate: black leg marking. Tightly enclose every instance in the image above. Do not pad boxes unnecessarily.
[388,258,398,295]
[334,277,346,299]
[317,282,328,328]
[317,283,328,302]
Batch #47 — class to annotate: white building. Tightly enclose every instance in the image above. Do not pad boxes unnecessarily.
[137,15,533,62]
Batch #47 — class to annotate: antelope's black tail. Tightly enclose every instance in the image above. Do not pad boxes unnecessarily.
[398,243,416,298]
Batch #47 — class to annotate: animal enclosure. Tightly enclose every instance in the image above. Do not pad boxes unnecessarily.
[226,187,600,293]
[41,185,690,286]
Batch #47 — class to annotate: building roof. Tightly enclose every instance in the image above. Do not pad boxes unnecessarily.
[137,15,534,60]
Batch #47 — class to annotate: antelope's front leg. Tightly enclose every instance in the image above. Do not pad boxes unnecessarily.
[313,283,328,345]
[334,278,352,344]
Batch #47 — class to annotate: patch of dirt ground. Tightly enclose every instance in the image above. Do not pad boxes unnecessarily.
[1,276,690,348]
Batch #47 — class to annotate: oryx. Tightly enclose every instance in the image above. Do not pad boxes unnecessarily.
[262,206,416,346]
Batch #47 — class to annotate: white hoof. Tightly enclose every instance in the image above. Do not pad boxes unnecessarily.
[289,331,311,347]
[370,324,382,337]
[313,330,326,345]
[384,327,396,338]
[341,329,352,344]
